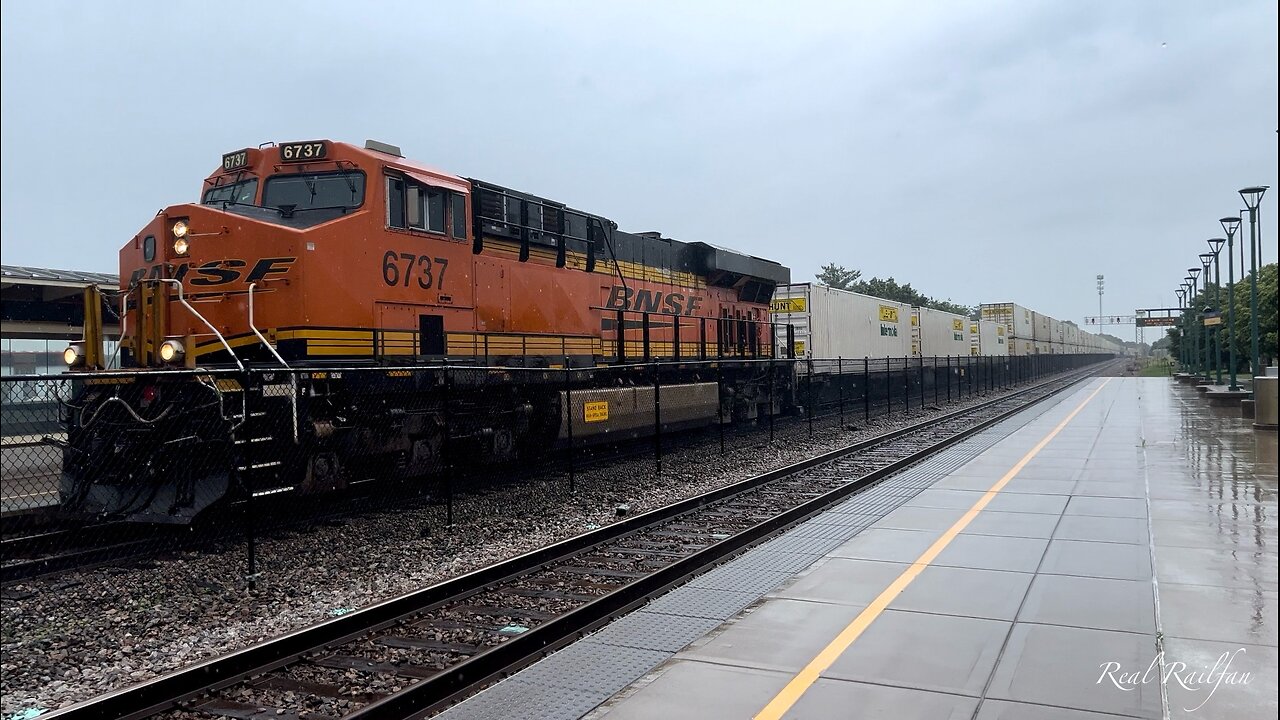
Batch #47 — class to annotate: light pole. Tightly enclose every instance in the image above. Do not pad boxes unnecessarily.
[1187,267,1202,377]
[1239,186,1268,378]
[1183,279,1196,373]
[1220,216,1241,391]
[1207,239,1225,385]
[1096,275,1105,327]
[1175,287,1187,370]
[1199,252,1215,382]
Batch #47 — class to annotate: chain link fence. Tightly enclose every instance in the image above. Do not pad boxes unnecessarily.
[1,353,1109,588]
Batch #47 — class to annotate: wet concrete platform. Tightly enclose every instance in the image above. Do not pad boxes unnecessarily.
[443,379,1278,720]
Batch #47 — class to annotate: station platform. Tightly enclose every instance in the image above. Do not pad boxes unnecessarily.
[441,378,1278,720]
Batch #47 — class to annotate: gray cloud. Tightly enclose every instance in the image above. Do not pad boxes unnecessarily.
[2,0,1275,329]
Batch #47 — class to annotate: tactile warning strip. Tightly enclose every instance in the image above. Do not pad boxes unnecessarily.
[434,389,1076,720]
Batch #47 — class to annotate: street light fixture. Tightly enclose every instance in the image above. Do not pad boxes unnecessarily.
[1207,239,1226,385]
[1187,268,1202,376]
[1239,186,1268,379]
[1199,252,1215,382]
[1183,279,1196,373]
[1219,216,1242,391]
[1176,286,1187,370]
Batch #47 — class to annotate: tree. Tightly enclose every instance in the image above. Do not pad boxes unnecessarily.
[815,264,861,290]
[1175,262,1277,373]
[815,261,974,317]
[1224,262,1278,371]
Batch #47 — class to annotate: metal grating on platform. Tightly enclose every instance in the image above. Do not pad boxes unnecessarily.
[435,390,1073,720]
[438,678,612,720]
[643,587,759,620]
[586,612,724,653]
[730,549,830,574]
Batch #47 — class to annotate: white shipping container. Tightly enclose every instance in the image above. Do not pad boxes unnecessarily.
[1050,318,1064,344]
[912,307,971,358]
[771,283,911,359]
[1064,322,1080,346]
[1032,312,1054,342]
[1009,337,1037,356]
[980,303,1034,342]
[978,320,1008,356]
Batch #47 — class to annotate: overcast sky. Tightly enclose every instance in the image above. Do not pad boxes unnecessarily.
[2,0,1276,330]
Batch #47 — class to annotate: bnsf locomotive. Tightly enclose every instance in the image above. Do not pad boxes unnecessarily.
[61,139,791,521]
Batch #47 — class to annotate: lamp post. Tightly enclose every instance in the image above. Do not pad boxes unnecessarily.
[1199,252,1215,382]
[1239,186,1268,379]
[1220,217,1241,390]
[1096,275,1105,326]
[1187,267,1202,376]
[1175,287,1187,369]
[1183,279,1196,373]
[1207,239,1225,385]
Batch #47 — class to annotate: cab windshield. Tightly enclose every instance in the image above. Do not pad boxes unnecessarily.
[203,178,258,205]
[263,171,365,212]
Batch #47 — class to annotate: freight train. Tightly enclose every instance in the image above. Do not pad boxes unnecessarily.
[57,138,1112,523]
[59,139,792,521]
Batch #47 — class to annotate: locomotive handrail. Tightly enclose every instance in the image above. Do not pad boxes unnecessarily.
[107,289,128,370]
[248,282,300,444]
[159,279,244,372]
[247,283,290,369]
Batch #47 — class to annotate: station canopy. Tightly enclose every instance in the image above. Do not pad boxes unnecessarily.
[1,265,121,340]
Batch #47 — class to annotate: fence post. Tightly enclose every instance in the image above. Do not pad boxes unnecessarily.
[903,357,909,414]
[717,360,725,454]
[768,355,776,443]
[564,361,574,493]
[837,357,845,428]
[443,366,453,528]
[806,356,814,437]
[947,355,952,403]
[245,484,257,593]
[863,357,870,424]
[887,359,893,417]
[934,357,940,406]
[242,369,258,593]
[918,356,925,407]
[653,361,662,477]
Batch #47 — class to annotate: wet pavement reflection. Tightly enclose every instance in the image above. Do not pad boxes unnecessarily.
[1151,379,1277,718]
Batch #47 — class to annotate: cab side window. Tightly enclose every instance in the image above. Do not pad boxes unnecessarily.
[386,175,455,236]
[450,195,466,238]
[387,178,405,228]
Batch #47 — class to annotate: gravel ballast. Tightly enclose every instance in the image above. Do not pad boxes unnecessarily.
[0,379,1071,716]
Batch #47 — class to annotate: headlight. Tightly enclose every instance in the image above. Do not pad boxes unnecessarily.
[173,237,190,256]
[64,343,85,367]
[159,339,185,363]
[172,220,189,238]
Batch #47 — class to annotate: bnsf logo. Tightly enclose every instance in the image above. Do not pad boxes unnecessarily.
[605,285,705,316]
[128,257,296,287]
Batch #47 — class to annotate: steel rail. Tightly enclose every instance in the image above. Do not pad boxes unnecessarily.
[46,361,1115,720]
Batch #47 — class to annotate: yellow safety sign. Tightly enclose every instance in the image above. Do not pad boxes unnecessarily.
[879,305,899,323]
[584,401,609,423]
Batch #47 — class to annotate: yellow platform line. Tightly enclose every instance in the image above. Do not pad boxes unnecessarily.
[754,378,1111,720]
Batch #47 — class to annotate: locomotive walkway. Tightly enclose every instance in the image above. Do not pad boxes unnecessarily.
[440,378,1277,720]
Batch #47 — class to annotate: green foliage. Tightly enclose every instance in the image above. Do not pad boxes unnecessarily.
[1176,262,1277,372]
[815,264,861,290]
[815,262,973,317]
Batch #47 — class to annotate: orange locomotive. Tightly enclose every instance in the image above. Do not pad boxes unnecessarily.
[62,139,791,521]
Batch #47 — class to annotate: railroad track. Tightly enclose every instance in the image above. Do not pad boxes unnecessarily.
[0,367,947,584]
[49,361,1117,720]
